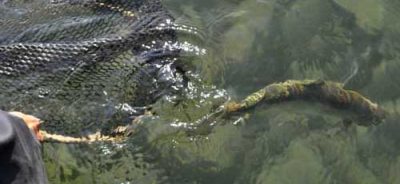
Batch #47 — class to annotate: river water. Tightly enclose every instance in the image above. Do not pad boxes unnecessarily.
[3,0,400,183]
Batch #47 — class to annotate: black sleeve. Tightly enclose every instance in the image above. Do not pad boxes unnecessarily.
[0,111,48,184]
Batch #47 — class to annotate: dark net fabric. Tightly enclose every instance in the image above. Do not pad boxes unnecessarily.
[0,0,184,135]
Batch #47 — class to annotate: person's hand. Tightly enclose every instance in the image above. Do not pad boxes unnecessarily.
[9,112,43,142]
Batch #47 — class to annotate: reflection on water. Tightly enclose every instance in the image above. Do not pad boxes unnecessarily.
[2,0,400,183]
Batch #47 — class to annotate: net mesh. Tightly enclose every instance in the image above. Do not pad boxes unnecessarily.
[0,0,187,135]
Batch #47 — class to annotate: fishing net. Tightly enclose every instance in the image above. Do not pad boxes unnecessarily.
[0,0,191,135]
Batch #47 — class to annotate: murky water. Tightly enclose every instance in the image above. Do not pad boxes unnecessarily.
[2,0,400,183]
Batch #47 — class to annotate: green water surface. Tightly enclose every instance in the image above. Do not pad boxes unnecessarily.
[38,0,400,183]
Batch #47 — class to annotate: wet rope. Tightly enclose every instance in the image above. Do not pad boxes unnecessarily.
[39,79,386,144]
[40,130,124,143]
[223,80,385,124]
